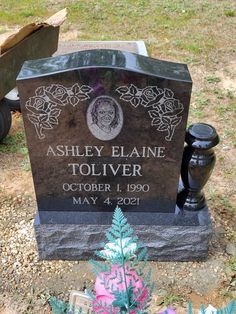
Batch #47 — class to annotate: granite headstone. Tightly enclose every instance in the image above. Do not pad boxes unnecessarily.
[17,49,213,261]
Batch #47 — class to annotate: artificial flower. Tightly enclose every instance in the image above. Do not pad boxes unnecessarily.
[93,264,148,314]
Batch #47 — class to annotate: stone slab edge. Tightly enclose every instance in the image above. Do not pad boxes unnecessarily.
[56,40,148,57]
[34,220,212,261]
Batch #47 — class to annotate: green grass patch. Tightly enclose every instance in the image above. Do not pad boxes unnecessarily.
[20,10,34,18]
[0,131,27,154]
[220,196,233,211]
[196,96,208,108]
[184,56,200,65]
[0,0,232,63]
[224,10,235,17]
[162,294,184,306]
[0,0,48,25]
[0,130,31,171]
[205,75,221,83]
[216,102,236,117]
[228,257,236,271]
[183,43,201,54]
[189,106,205,119]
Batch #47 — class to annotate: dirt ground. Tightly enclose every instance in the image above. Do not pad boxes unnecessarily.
[0,2,236,313]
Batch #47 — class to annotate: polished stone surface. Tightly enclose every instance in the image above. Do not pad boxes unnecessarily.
[17,49,192,218]
[177,123,219,211]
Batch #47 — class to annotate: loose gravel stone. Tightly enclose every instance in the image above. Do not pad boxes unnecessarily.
[226,242,236,256]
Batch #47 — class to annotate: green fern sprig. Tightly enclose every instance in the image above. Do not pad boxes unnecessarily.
[187,300,236,314]
[218,300,236,314]
[91,206,154,313]
[95,206,138,263]
[89,259,109,277]
[49,297,88,314]
[49,296,69,314]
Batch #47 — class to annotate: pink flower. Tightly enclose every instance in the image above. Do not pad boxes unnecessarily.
[93,264,149,313]
[158,307,177,314]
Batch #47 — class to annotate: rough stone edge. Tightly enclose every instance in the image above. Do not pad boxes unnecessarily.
[34,221,212,261]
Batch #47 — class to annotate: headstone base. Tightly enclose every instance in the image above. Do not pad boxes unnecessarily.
[34,208,212,261]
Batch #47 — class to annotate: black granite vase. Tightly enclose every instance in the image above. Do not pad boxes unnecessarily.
[177,123,219,211]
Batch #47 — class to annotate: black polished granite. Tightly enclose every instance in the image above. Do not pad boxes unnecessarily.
[18,49,192,82]
[17,49,192,221]
[16,48,216,261]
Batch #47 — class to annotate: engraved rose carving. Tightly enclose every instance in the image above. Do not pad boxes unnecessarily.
[26,96,61,140]
[141,86,163,105]
[25,83,93,139]
[116,85,184,141]
[46,84,68,103]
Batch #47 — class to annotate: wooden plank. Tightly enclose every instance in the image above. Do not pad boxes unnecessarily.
[0,25,59,99]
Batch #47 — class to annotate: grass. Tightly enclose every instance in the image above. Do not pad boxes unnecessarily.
[0,131,26,154]
[229,257,236,272]
[162,294,184,306]
[0,1,234,61]
[224,10,235,17]
[0,131,30,171]
[205,75,221,84]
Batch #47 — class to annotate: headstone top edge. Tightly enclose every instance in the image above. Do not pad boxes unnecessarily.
[17,49,192,83]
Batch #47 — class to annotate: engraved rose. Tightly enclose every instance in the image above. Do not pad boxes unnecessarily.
[26,96,51,114]
[149,96,183,141]
[35,84,68,101]
[46,84,68,103]
[162,98,183,116]
[26,95,61,140]
[141,86,161,104]
[116,85,184,141]
[26,83,93,139]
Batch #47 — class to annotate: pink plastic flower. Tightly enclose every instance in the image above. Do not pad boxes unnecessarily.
[93,264,149,313]
[158,307,177,314]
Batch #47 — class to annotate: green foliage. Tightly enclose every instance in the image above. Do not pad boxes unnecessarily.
[222,300,236,314]
[89,259,109,277]
[49,296,89,314]
[49,297,69,314]
[94,206,138,263]
[20,10,34,18]
[188,302,193,314]
[162,294,183,307]
[224,10,235,17]
[229,257,236,272]
[91,206,153,313]
[0,130,31,170]
[112,287,138,310]
[205,75,221,83]
[187,300,236,314]
[0,131,26,153]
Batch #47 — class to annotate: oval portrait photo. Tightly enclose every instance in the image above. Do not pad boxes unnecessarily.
[87,96,124,141]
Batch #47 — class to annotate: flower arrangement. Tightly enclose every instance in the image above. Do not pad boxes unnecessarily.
[90,206,153,313]
[50,207,236,314]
